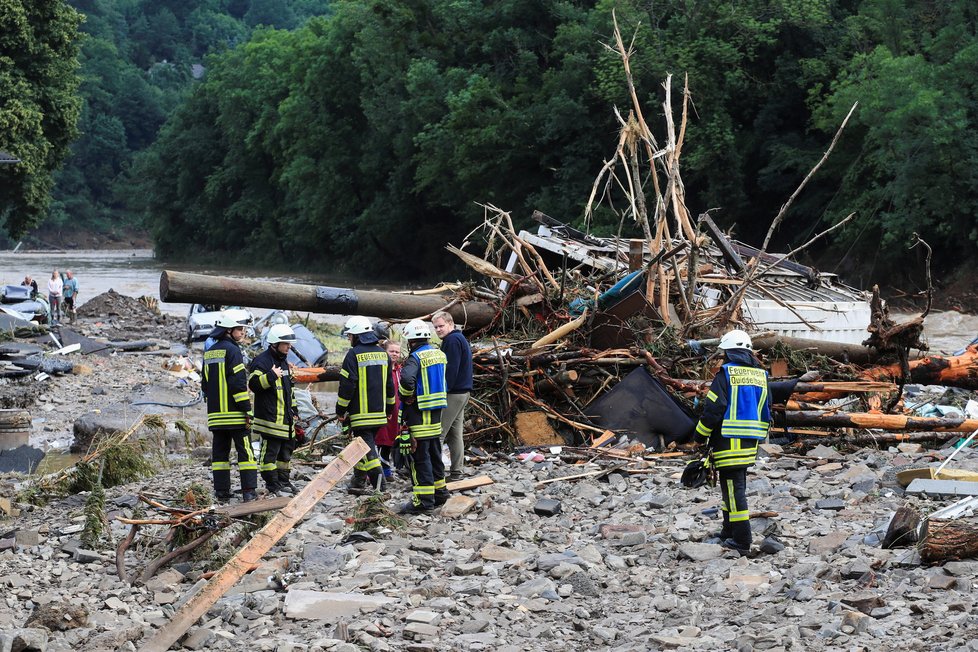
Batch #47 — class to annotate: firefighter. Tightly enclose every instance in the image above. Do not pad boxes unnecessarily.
[248,323,300,497]
[694,329,772,555]
[337,315,394,493]
[397,319,449,513]
[201,316,258,503]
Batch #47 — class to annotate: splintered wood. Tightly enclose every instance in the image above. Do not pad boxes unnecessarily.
[141,438,369,652]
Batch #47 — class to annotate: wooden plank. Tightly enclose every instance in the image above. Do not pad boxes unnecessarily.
[141,438,369,652]
[590,430,616,448]
[447,475,494,492]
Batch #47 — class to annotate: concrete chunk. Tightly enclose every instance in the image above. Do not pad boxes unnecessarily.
[283,589,397,622]
[905,479,978,497]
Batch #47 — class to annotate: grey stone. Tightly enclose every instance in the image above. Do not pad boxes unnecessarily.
[403,623,440,639]
[760,536,785,554]
[533,499,562,516]
[905,479,978,497]
[943,561,978,576]
[302,544,351,575]
[405,609,441,625]
[460,618,490,634]
[815,498,847,511]
[454,562,483,576]
[2,628,48,652]
[182,628,214,651]
[615,531,647,547]
[678,542,724,562]
[283,590,397,622]
[870,606,894,618]
[536,551,584,571]
[807,444,842,460]
[565,572,599,597]
[13,530,39,547]
[514,577,557,599]
[73,548,101,564]
[479,544,528,562]
[634,492,672,508]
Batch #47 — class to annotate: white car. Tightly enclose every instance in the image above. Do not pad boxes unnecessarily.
[186,304,255,342]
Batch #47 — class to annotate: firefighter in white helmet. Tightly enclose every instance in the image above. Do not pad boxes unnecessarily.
[248,323,299,497]
[202,316,258,502]
[693,328,771,555]
[397,319,449,513]
[337,316,394,492]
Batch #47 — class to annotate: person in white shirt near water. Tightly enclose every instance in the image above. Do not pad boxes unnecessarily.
[47,269,63,323]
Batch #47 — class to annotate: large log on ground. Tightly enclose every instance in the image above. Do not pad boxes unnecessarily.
[782,411,978,433]
[160,270,496,330]
[861,345,978,390]
[751,333,920,365]
[920,519,978,563]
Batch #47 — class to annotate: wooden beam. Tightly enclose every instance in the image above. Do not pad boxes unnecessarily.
[447,475,494,492]
[140,438,369,652]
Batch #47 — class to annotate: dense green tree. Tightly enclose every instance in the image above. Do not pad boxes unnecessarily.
[0,0,83,236]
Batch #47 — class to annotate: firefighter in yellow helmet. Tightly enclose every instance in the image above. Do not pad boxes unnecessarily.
[693,329,771,555]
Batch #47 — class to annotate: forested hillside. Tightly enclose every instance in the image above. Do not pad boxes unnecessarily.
[133,0,978,281]
[46,0,331,236]
[4,0,978,284]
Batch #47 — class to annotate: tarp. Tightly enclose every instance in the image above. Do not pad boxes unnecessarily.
[0,285,30,303]
[584,367,696,449]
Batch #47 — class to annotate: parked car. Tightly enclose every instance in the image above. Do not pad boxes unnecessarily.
[186,304,255,342]
[252,311,330,367]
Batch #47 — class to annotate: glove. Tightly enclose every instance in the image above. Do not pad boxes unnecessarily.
[341,419,350,436]
[295,425,306,445]
[398,433,412,456]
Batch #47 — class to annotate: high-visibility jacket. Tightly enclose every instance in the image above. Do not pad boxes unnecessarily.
[201,336,250,430]
[248,347,296,439]
[694,349,771,468]
[399,343,448,411]
[336,342,395,429]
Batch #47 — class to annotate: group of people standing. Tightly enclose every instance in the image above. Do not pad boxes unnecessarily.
[335,310,472,514]
[21,269,78,323]
[202,310,472,515]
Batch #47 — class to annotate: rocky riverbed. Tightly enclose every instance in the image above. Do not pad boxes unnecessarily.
[3,292,978,650]
[3,436,978,651]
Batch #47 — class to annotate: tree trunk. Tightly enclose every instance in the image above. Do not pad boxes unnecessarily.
[920,519,978,563]
[160,270,496,330]
[782,411,978,433]
[882,505,921,549]
[861,345,978,391]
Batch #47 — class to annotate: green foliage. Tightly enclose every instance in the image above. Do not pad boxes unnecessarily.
[15,0,333,242]
[0,0,83,236]
[81,482,107,549]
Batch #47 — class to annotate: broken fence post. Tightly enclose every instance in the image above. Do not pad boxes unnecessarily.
[140,437,370,652]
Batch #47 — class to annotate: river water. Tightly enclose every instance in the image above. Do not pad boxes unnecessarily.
[1,248,976,351]
[0,249,399,324]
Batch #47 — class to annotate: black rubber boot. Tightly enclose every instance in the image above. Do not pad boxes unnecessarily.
[261,470,280,495]
[277,469,298,495]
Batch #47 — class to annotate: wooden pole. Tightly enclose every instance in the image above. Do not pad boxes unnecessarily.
[160,271,495,330]
[862,345,978,390]
[782,411,978,433]
[140,438,369,652]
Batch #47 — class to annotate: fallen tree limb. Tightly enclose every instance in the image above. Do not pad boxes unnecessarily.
[782,411,978,433]
[532,310,589,348]
[862,345,978,390]
[140,438,369,652]
[920,519,978,563]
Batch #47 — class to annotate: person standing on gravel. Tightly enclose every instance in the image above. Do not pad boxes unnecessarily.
[693,329,771,555]
[337,315,394,493]
[47,269,63,323]
[202,316,258,503]
[397,319,449,514]
[249,324,300,497]
[432,311,472,481]
[62,270,78,323]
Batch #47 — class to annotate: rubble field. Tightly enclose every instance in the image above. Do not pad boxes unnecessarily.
[2,435,978,651]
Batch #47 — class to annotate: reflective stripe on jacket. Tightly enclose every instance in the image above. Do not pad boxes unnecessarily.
[336,342,395,429]
[202,338,250,429]
[694,352,771,469]
[248,347,296,439]
[399,344,448,411]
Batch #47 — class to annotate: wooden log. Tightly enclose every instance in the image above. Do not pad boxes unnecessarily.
[862,345,978,391]
[882,505,921,549]
[140,438,369,652]
[160,271,495,330]
[920,519,978,563]
[806,431,960,446]
[752,333,913,365]
[291,366,341,384]
[532,310,589,348]
[782,411,978,433]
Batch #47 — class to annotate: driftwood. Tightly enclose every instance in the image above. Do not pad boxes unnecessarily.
[862,345,978,391]
[920,519,978,563]
[782,411,978,433]
[808,431,960,446]
[882,505,921,549]
[140,438,369,652]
